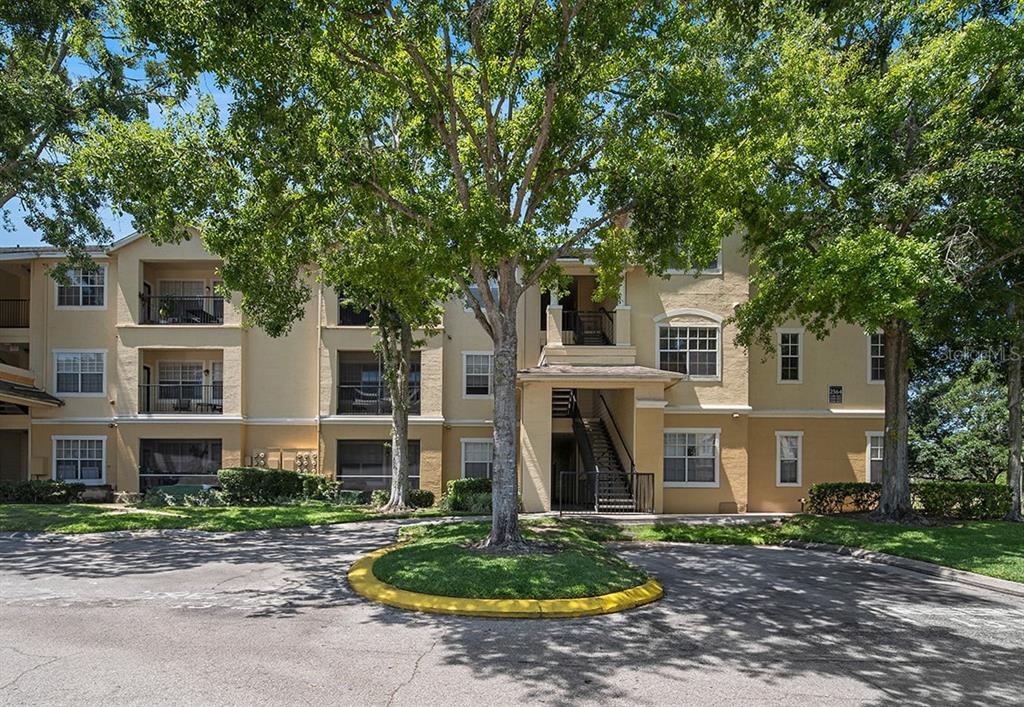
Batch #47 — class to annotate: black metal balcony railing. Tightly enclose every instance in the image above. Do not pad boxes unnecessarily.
[0,299,29,328]
[139,294,224,325]
[561,309,614,346]
[337,382,420,415]
[139,384,223,414]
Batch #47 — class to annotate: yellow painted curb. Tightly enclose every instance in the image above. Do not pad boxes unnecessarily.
[347,544,664,619]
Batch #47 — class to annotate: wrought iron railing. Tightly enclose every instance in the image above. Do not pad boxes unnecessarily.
[139,294,224,325]
[557,471,655,514]
[560,308,614,346]
[337,382,421,415]
[139,384,224,414]
[0,299,29,327]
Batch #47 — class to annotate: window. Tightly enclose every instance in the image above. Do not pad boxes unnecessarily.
[336,440,420,491]
[56,266,105,308]
[867,433,883,483]
[338,292,372,326]
[658,326,719,378]
[158,361,204,401]
[869,332,885,382]
[667,240,723,275]
[54,350,105,395]
[776,432,803,486]
[461,439,494,479]
[664,429,719,487]
[53,436,105,484]
[337,351,421,414]
[464,279,500,311]
[139,439,222,492]
[211,362,224,404]
[463,352,493,397]
[778,330,802,382]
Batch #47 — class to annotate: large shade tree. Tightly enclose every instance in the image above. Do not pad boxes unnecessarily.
[728,0,1024,520]
[91,0,737,548]
[1,0,172,261]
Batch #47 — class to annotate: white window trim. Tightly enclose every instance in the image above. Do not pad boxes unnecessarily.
[867,330,885,385]
[777,328,804,384]
[52,348,107,397]
[655,319,723,382]
[462,351,494,399]
[865,431,884,483]
[775,430,803,487]
[663,427,721,488]
[51,435,107,485]
[460,438,495,479]
[666,239,724,276]
[54,264,108,310]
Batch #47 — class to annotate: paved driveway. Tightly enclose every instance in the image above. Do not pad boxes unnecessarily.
[1,522,1022,706]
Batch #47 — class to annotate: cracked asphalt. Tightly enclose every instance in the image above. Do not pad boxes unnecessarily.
[1,520,1023,706]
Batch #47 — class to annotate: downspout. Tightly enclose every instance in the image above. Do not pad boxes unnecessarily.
[316,276,324,477]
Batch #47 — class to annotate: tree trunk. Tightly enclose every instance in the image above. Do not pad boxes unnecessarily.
[873,318,914,521]
[481,294,527,550]
[381,317,413,513]
[1005,302,1022,522]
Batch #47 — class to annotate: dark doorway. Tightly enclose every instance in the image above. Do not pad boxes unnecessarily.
[551,433,577,506]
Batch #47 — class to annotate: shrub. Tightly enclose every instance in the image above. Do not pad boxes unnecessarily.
[0,480,86,504]
[371,489,390,507]
[806,482,881,514]
[217,467,305,505]
[440,477,492,511]
[142,485,225,508]
[333,489,368,505]
[301,474,340,502]
[409,488,435,508]
[913,480,1011,520]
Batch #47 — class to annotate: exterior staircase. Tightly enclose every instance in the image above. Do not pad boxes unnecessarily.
[579,418,636,512]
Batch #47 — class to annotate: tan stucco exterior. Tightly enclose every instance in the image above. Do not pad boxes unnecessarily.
[0,230,883,511]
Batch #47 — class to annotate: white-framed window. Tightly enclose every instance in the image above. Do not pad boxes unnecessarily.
[211,361,224,403]
[664,428,720,487]
[868,332,885,383]
[463,352,494,397]
[54,350,106,396]
[658,325,720,378]
[778,329,802,383]
[866,432,883,483]
[158,360,205,402]
[464,279,500,312]
[776,431,803,487]
[461,438,495,479]
[55,265,106,308]
[667,239,723,275]
[52,436,106,485]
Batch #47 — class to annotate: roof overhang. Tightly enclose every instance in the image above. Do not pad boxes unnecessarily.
[0,380,65,408]
[518,364,684,388]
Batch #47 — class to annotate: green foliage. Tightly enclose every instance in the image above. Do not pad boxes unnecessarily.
[333,489,369,506]
[217,467,326,505]
[914,481,1012,521]
[0,0,175,259]
[143,486,226,508]
[0,480,85,504]
[806,483,882,515]
[910,358,1010,483]
[370,489,389,508]
[440,477,493,512]
[408,489,435,509]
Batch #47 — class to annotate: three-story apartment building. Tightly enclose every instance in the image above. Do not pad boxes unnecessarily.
[0,231,886,513]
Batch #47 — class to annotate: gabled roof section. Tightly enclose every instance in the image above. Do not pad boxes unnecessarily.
[0,380,64,408]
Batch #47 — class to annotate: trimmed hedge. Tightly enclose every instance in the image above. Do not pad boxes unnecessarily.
[218,467,330,505]
[0,480,86,504]
[806,480,1013,520]
[440,477,492,512]
[369,488,435,508]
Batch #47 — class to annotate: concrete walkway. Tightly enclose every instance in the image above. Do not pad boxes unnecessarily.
[1,520,1022,706]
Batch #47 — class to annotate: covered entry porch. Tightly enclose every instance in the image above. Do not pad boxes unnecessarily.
[518,365,682,514]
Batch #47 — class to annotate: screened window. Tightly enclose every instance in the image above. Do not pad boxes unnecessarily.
[338,292,372,326]
[658,326,719,377]
[664,431,719,486]
[776,432,802,486]
[462,439,494,479]
[139,439,222,491]
[870,333,885,382]
[464,353,493,396]
[158,361,204,401]
[779,331,801,382]
[868,433,884,483]
[54,437,105,484]
[56,267,105,307]
[55,351,105,394]
[336,440,420,491]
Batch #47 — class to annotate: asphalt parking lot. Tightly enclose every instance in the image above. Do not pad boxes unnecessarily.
[2,521,1022,706]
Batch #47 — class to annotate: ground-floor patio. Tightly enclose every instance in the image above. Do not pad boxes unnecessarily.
[1,521,1021,705]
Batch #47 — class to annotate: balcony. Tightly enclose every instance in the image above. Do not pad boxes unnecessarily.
[561,309,614,346]
[139,383,223,414]
[0,300,28,328]
[337,382,421,415]
[139,294,224,325]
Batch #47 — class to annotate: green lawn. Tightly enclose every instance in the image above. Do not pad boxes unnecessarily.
[628,515,1024,584]
[0,503,446,534]
[374,521,649,599]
